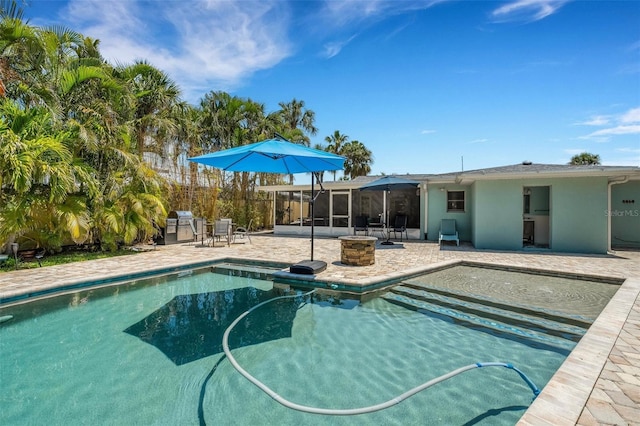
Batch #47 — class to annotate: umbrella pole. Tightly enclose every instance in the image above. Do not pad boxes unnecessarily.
[381,189,394,245]
[310,173,315,261]
[288,172,327,275]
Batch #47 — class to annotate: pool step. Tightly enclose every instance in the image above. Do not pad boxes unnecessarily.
[399,281,592,329]
[211,263,285,280]
[382,287,585,352]
[390,284,588,338]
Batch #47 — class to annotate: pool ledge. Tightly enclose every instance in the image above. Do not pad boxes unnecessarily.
[0,257,290,305]
[517,276,640,425]
[272,259,461,293]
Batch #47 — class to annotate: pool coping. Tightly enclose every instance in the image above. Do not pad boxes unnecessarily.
[518,275,640,425]
[0,257,292,306]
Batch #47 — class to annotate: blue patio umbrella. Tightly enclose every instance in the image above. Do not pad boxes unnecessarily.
[360,176,420,245]
[189,137,345,273]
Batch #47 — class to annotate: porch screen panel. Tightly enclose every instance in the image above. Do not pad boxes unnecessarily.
[302,190,329,226]
[332,192,349,227]
[275,191,301,225]
[389,188,420,228]
[351,191,385,224]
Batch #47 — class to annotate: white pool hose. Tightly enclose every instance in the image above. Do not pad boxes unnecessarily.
[222,289,540,416]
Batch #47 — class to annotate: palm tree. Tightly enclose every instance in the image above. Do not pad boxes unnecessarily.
[569,152,601,165]
[342,140,373,179]
[0,10,45,102]
[199,91,251,151]
[0,16,169,251]
[0,98,96,249]
[276,98,317,144]
[325,130,349,180]
[115,60,181,159]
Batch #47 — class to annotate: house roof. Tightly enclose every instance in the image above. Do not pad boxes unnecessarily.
[429,162,640,183]
[258,163,639,191]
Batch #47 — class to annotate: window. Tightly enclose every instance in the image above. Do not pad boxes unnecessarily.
[447,191,465,212]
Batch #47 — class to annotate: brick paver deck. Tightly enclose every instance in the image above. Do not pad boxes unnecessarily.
[1,235,638,425]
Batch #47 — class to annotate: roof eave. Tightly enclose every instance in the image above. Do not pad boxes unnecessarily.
[426,168,640,184]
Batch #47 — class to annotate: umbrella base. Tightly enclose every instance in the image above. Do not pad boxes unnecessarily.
[290,260,327,275]
[380,241,395,245]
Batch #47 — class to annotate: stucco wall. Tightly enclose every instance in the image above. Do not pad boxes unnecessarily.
[473,180,524,250]
[611,181,640,249]
[471,177,609,253]
[551,177,609,253]
[426,184,473,242]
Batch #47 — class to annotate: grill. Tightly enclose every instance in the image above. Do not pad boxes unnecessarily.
[157,211,195,245]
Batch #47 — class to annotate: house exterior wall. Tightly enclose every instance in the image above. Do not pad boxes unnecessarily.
[551,177,608,253]
[472,180,524,250]
[471,177,609,253]
[426,184,473,242]
[611,181,640,249]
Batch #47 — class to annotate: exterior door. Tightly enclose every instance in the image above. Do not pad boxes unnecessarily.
[331,192,350,228]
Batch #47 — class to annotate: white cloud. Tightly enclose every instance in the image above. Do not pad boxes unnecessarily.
[421,129,437,135]
[575,115,610,126]
[578,107,640,141]
[468,138,489,144]
[491,0,570,23]
[319,0,448,29]
[616,147,640,154]
[55,0,455,99]
[63,0,292,102]
[620,107,640,124]
[322,34,358,58]
[583,125,640,139]
[315,0,449,57]
[564,148,586,155]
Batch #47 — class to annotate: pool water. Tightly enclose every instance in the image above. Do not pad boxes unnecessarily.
[403,265,619,320]
[0,267,590,425]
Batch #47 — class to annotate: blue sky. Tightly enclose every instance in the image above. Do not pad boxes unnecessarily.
[26,0,640,175]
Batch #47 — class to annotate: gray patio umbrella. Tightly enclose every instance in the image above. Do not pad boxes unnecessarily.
[359,176,420,245]
[189,136,345,273]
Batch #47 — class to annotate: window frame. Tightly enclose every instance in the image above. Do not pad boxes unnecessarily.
[446,190,465,212]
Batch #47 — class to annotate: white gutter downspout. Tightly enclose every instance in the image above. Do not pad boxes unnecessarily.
[423,183,428,240]
[608,176,629,253]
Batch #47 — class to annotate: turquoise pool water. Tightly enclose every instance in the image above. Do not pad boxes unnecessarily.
[1,267,574,425]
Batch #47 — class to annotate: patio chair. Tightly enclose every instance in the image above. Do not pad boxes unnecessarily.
[213,220,231,246]
[233,219,252,244]
[392,215,408,241]
[188,219,199,245]
[439,219,459,246]
[354,215,369,236]
[188,219,212,246]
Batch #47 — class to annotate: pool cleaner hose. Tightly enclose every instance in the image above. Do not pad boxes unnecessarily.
[222,289,540,416]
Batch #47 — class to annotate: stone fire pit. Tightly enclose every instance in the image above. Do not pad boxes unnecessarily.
[338,236,377,266]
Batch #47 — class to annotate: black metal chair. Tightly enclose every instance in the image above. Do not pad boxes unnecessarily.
[392,215,408,241]
[354,215,369,236]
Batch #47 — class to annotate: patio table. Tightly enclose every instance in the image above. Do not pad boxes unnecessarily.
[368,221,386,240]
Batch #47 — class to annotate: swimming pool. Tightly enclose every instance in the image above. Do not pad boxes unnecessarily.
[0,264,616,425]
